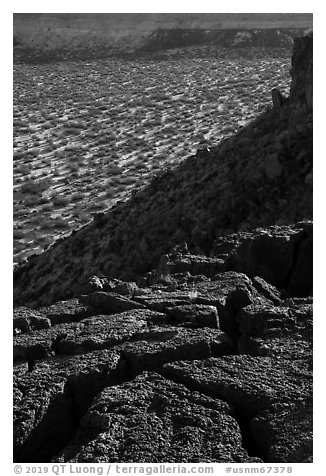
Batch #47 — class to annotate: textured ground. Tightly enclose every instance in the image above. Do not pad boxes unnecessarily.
[13,48,291,265]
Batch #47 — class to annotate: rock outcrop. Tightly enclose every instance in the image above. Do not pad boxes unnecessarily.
[14,222,313,463]
[13,35,313,463]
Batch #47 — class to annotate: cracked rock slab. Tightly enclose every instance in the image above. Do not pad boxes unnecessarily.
[38,298,96,325]
[122,328,235,376]
[193,272,269,332]
[14,349,121,462]
[161,355,312,417]
[13,307,51,334]
[13,310,161,362]
[53,372,261,463]
[237,334,312,361]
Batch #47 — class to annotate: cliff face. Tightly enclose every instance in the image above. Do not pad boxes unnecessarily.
[289,34,313,109]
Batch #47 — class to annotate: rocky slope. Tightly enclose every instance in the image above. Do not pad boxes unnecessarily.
[13,34,313,308]
[14,222,312,462]
[13,35,313,463]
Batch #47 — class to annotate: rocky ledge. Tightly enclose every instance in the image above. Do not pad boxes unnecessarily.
[14,222,312,463]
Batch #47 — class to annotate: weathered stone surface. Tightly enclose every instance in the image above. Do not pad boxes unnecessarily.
[113,281,138,296]
[251,397,313,462]
[122,328,235,376]
[38,298,95,325]
[161,356,312,417]
[236,304,292,336]
[13,307,51,334]
[192,272,268,332]
[134,289,194,312]
[13,310,159,362]
[251,276,282,304]
[237,334,312,360]
[14,349,121,462]
[53,372,260,463]
[237,301,312,336]
[166,304,219,328]
[79,292,146,314]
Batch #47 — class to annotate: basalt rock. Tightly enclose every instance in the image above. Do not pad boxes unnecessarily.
[166,304,219,328]
[251,397,313,462]
[53,372,261,463]
[13,259,312,462]
[13,308,51,335]
[79,292,146,314]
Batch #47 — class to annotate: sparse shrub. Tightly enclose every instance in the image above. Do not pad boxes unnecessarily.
[20,178,51,195]
[13,229,25,240]
[78,213,91,223]
[105,189,115,198]
[71,192,85,202]
[23,195,39,206]
[40,203,53,212]
[16,164,30,175]
[52,195,70,207]
[53,217,69,229]
[52,168,60,177]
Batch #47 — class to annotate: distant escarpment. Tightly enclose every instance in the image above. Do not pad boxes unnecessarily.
[14,27,308,63]
[140,28,306,54]
[13,34,312,308]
